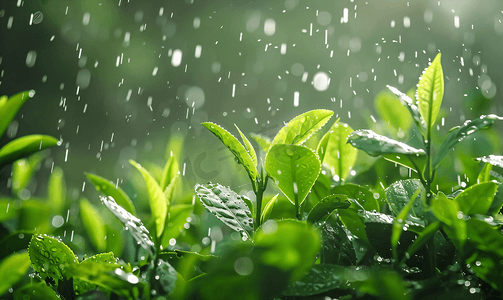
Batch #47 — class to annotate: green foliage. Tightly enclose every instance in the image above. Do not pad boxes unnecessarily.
[0,135,58,167]
[0,252,31,297]
[375,90,413,135]
[0,91,34,137]
[79,198,106,252]
[318,121,357,180]
[417,52,444,129]
[86,172,136,215]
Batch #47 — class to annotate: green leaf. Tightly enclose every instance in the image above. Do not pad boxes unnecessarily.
[387,85,426,134]
[194,182,254,240]
[466,218,503,258]
[317,121,357,180]
[254,220,321,280]
[392,188,422,262]
[404,221,441,261]
[417,52,444,129]
[48,167,66,215]
[476,154,503,169]
[433,115,503,169]
[0,199,17,222]
[28,235,78,284]
[320,220,356,266]
[201,122,257,180]
[260,193,279,224]
[130,160,167,238]
[283,264,346,296]
[85,173,136,216]
[0,231,33,260]
[100,196,156,256]
[307,194,351,225]
[454,182,498,215]
[12,151,48,195]
[79,198,106,252]
[0,135,59,167]
[14,282,59,300]
[19,200,51,233]
[337,208,370,245]
[151,259,185,297]
[160,156,179,192]
[265,144,321,205]
[0,252,31,297]
[250,133,271,153]
[489,184,503,216]
[467,250,503,292]
[477,162,493,183]
[385,179,425,220]
[375,89,413,134]
[270,109,334,147]
[431,192,466,249]
[332,183,380,212]
[161,204,193,247]
[347,129,426,171]
[0,91,34,138]
[235,124,257,167]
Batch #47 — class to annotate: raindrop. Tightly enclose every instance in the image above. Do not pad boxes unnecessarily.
[171,49,182,67]
[313,72,330,91]
[32,11,43,24]
[26,51,37,68]
[76,69,91,89]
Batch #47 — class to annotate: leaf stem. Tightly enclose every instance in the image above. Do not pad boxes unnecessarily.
[294,192,300,220]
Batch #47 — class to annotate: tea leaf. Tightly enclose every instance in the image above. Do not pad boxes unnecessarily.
[0,252,31,297]
[271,109,333,147]
[317,121,357,180]
[79,198,106,252]
[431,192,466,249]
[417,52,443,129]
[160,155,179,191]
[265,144,321,206]
[385,179,425,220]
[404,221,441,260]
[161,204,193,247]
[0,135,58,167]
[85,173,136,216]
[195,182,254,240]
[347,129,426,171]
[337,208,370,245]
[466,218,503,258]
[235,124,257,167]
[201,122,257,180]
[454,182,498,215]
[332,183,379,212]
[387,85,426,134]
[48,167,66,215]
[375,89,413,134]
[283,264,346,296]
[100,196,156,256]
[392,188,422,262]
[477,163,493,183]
[307,194,351,225]
[0,231,33,260]
[251,133,271,153]
[12,151,48,195]
[260,193,279,224]
[130,160,167,238]
[0,91,34,138]
[320,220,356,266]
[467,250,503,292]
[28,235,78,284]
[433,115,503,170]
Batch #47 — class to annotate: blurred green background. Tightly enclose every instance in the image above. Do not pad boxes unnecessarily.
[1,0,502,199]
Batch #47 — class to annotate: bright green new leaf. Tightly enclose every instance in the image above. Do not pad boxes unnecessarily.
[337,208,370,245]
[130,159,167,238]
[431,192,466,249]
[454,182,498,215]
[433,115,503,170]
[47,166,66,215]
[375,90,413,135]
[417,52,444,129]
[387,85,426,135]
[391,189,421,262]
[466,218,503,258]
[0,134,58,167]
[85,173,136,216]
[347,129,426,171]
[307,194,351,225]
[265,144,321,205]
[0,91,34,138]
[270,109,333,147]
[317,121,357,180]
[260,193,279,224]
[251,133,271,153]
[195,182,254,240]
[0,252,31,297]
[28,235,78,284]
[11,151,48,195]
[201,122,257,180]
[477,163,493,183]
[332,183,379,212]
[79,198,106,252]
[100,196,156,256]
[235,124,257,167]
[160,156,179,191]
[385,179,425,220]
